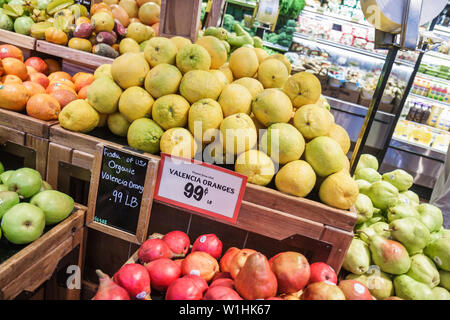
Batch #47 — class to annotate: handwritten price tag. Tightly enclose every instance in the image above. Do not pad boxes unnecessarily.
[154,154,247,224]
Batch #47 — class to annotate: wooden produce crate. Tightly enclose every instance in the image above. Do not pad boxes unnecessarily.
[0,204,86,300]
[0,29,36,58]
[0,108,58,178]
[36,40,113,72]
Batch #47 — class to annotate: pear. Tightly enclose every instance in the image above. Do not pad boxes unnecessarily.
[390,217,430,255]
[387,203,419,222]
[0,184,8,192]
[439,270,450,290]
[343,238,371,275]
[355,193,374,224]
[424,237,450,271]
[394,274,434,300]
[0,170,14,184]
[6,168,42,198]
[39,181,53,192]
[417,204,443,233]
[356,179,371,195]
[367,235,411,275]
[400,190,420,207]
[346,269,394,300]
[407,254,440,288]
[367,181,399,210]
[30,190,74,225]
[382,169,413,192]
[354,167,381,183]
[355,154,379,171]
[432,286,450,300]
[0,191,20,219]
[358,222,390,244]
[430,231,443,243]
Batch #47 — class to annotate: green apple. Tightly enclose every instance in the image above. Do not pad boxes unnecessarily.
[0,191,20,219]
[0,184,8,192]
[1,203,46,245]
[7,168,42,198]
[0,170,14,184]
[39,181,53,192]
[30,190,74,225]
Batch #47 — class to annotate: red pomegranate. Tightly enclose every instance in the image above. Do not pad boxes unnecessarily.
[203,286,243,300]
[145,258,181,292]
[191,234,223,259]
[93,269,130,300]
[162,230,190,255]
[113,263,151,300]
[138,238,173,263]
[209,278,234,289]
[165,274,208,300]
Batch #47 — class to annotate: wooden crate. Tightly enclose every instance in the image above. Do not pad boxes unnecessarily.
[0,117,55,178]
[36,40,113,71]
[0,29,36,59]
[0,204,86,300]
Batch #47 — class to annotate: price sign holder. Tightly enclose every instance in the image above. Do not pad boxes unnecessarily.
[86,144,159,244]
[154,153,247,224]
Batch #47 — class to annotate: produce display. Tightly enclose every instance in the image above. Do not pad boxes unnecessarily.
[342,154,450,300]
[57,29,360,211]
[0,44,94,120]
[0,0,161,59]
[0,161,75,245]
[394,120,450,152]
[93,231,378,300]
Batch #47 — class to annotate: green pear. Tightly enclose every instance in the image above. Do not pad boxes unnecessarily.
[387,203,419,223]
[432,286,450,300]
[1,203,46,245]
[407,254,440,288]
[400,190,420,207]
[394,274,434,300]
[356,154,379,171]
[356,179,371,196]
[354,168,382,183]
[0,191,20,219]
[430,231,443,243]
[358,221,390,244]
[367,181,399,210]
[0,161,3,174]
[6,168,42,198]
[417,204,443,233]
[39,181,53,192]
[30,190,74,225]
[355,194,374,224]
[439,270,450,290]
[368,235,411,274]
[0,184,8,192]
[424,237,450,271]
[0,170,14,184]
[390,217,430,255]
[346,269,393,300]
[382,169,413,192]
[343,238,371,274]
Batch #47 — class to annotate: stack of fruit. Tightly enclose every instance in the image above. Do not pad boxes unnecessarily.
[93,230,378,300]
[202,23,263,52]
[341,154,450,300]
[58,32,357,210]
[0,161,75,245]
[0,44,94,120]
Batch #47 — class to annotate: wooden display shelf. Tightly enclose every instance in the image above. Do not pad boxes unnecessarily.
[0,29,36,50]
[0,204,86,300]
[0,108,57,139]
[36,40,113,70]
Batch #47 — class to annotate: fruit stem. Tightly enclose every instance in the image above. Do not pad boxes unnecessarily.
[96,269,108,279]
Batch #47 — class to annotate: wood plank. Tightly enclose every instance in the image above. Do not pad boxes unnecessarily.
[0,207,85,289]
[72,150,94,170]
[25,134,49,179]
[244,183,357,232]
[46,142,72,189]
[0,29,36,50]
[159,0,202,41]
[206,0,226,27]
[0,108,57,138]
[0,125,25,145]
[36,40,113,69]
[320,226,354,273]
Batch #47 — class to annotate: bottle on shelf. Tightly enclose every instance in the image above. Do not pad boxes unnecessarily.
[406,101,418,121]
[426,105,442,127]
[436,108,449,131]
[421,106,431,124]
[413,103,425,123]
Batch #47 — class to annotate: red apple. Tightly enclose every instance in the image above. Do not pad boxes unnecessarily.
[191,234,223,259]
[25,57,48,74]
[309,262,337,285]
[162,230,190,256]
[338,280,372,300]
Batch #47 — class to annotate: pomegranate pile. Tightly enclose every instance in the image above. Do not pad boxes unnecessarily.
[92,231,376,300]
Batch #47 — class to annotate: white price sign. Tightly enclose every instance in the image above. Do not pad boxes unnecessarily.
[154,154,247,223]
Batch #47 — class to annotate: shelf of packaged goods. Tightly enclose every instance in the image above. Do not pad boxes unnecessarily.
[293,33,415,68]
[226,0,257,9]
[390,136,448,160]
[262,41,289,52]
[416,72,450,86]
[424,50,450,63]
[409,93,450,109]
[401,119,450,136]
[300,7,372,29]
